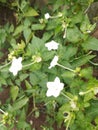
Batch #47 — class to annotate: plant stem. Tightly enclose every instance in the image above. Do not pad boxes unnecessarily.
[66,115,72,130]
[33,94,36,109]
[79,89,93,95]
[23,61,36,68]
[89,60,98,66]
[0,109,5,114]
[0,61,11,70]
[61,92,72,101]
[57,63,75,73]
[44,101,51,106]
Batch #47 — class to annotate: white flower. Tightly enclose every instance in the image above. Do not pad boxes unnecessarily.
[94,88,98,95]
[48,55,58,69]
[70,101,76,109]
[45,40,59,51]
[46,77,64,97]
[58,12,63,17]
[79,92,84,95]
[9,57,22,76]
[44,13,50,20]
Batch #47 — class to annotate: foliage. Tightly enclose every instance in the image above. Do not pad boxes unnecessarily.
[0,0,98,130]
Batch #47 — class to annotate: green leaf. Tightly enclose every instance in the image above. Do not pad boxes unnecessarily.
[53,0,65,11]
[60,45,77,60]
[19,74,28,81]
[95,117,98,125]
[0,125,7,130]
[13,25,23,36]
[30,73,39,85]
[42,51,55,61]
[86,101,98,119]
[12,97,29,111]
[32,24,45,30]
[17,121,30,129]
[80,15,96,34]
[29,63,42,71]
[30,71,47,86]
[56,103,71,126]
[72,55,95,67]
[62,71,75,78]
[80,67,93,79]
[30,36,44,53]
[0,29,6,44]
[25,80,32,89]
[24,7,38,17]
[62,71,75,84]
[10,86,19,101]
[84,92,94,102]
[67,26,82,43]
[0,0,6,3]
[19,109,26,120]
[0,75,7,85]
[82,37,98,51]
[35,110,40,118]
[23,28,32,43]
[23,18,31,27]
[46,20,59,30]
[42,32,53,42]
[72,12,83,24]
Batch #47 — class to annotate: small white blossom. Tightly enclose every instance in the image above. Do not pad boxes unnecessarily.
[48,55,58,69]
[70,101,76,109]
[58,12,63,17]
[45,13,50,20]
[79,92,84,95]
[86,30,91,33]
[9,57,22,76]
[94,88,98,95]
[63,29,67,39]
[45,40,59,51]
[32,55,42,63]
[46,77,64,97]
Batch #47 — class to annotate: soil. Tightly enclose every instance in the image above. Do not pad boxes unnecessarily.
[0,1,98,130]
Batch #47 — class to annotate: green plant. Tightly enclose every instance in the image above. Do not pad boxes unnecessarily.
[0,0,98,130]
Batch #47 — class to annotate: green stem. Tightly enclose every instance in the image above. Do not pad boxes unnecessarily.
[57,63,75,73]
[66,115,72,130]
[61,92,72,101]
[23,61,36,68]
[84,4,90,13]
[63,28,67,38]
[44,101,51,106]
[50,14,62,19]
[0,61,11,70]
[79,89,93,96]
[89,60,98,66]
[33,94,36,109]
[0,109,5,114]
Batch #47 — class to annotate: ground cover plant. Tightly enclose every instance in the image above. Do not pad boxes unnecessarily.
[0,0,98,130]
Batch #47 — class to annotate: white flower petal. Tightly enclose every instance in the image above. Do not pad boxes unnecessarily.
[45,40,59,51]
[46,90,52,97]
[46,77,64,97]
[94,88,98,95]
[54,77,60,84]
[53,91,61,97]
[9,57,22,76]
[70,101,76,109]
[45,13,50,20]
[48,56,58,69]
